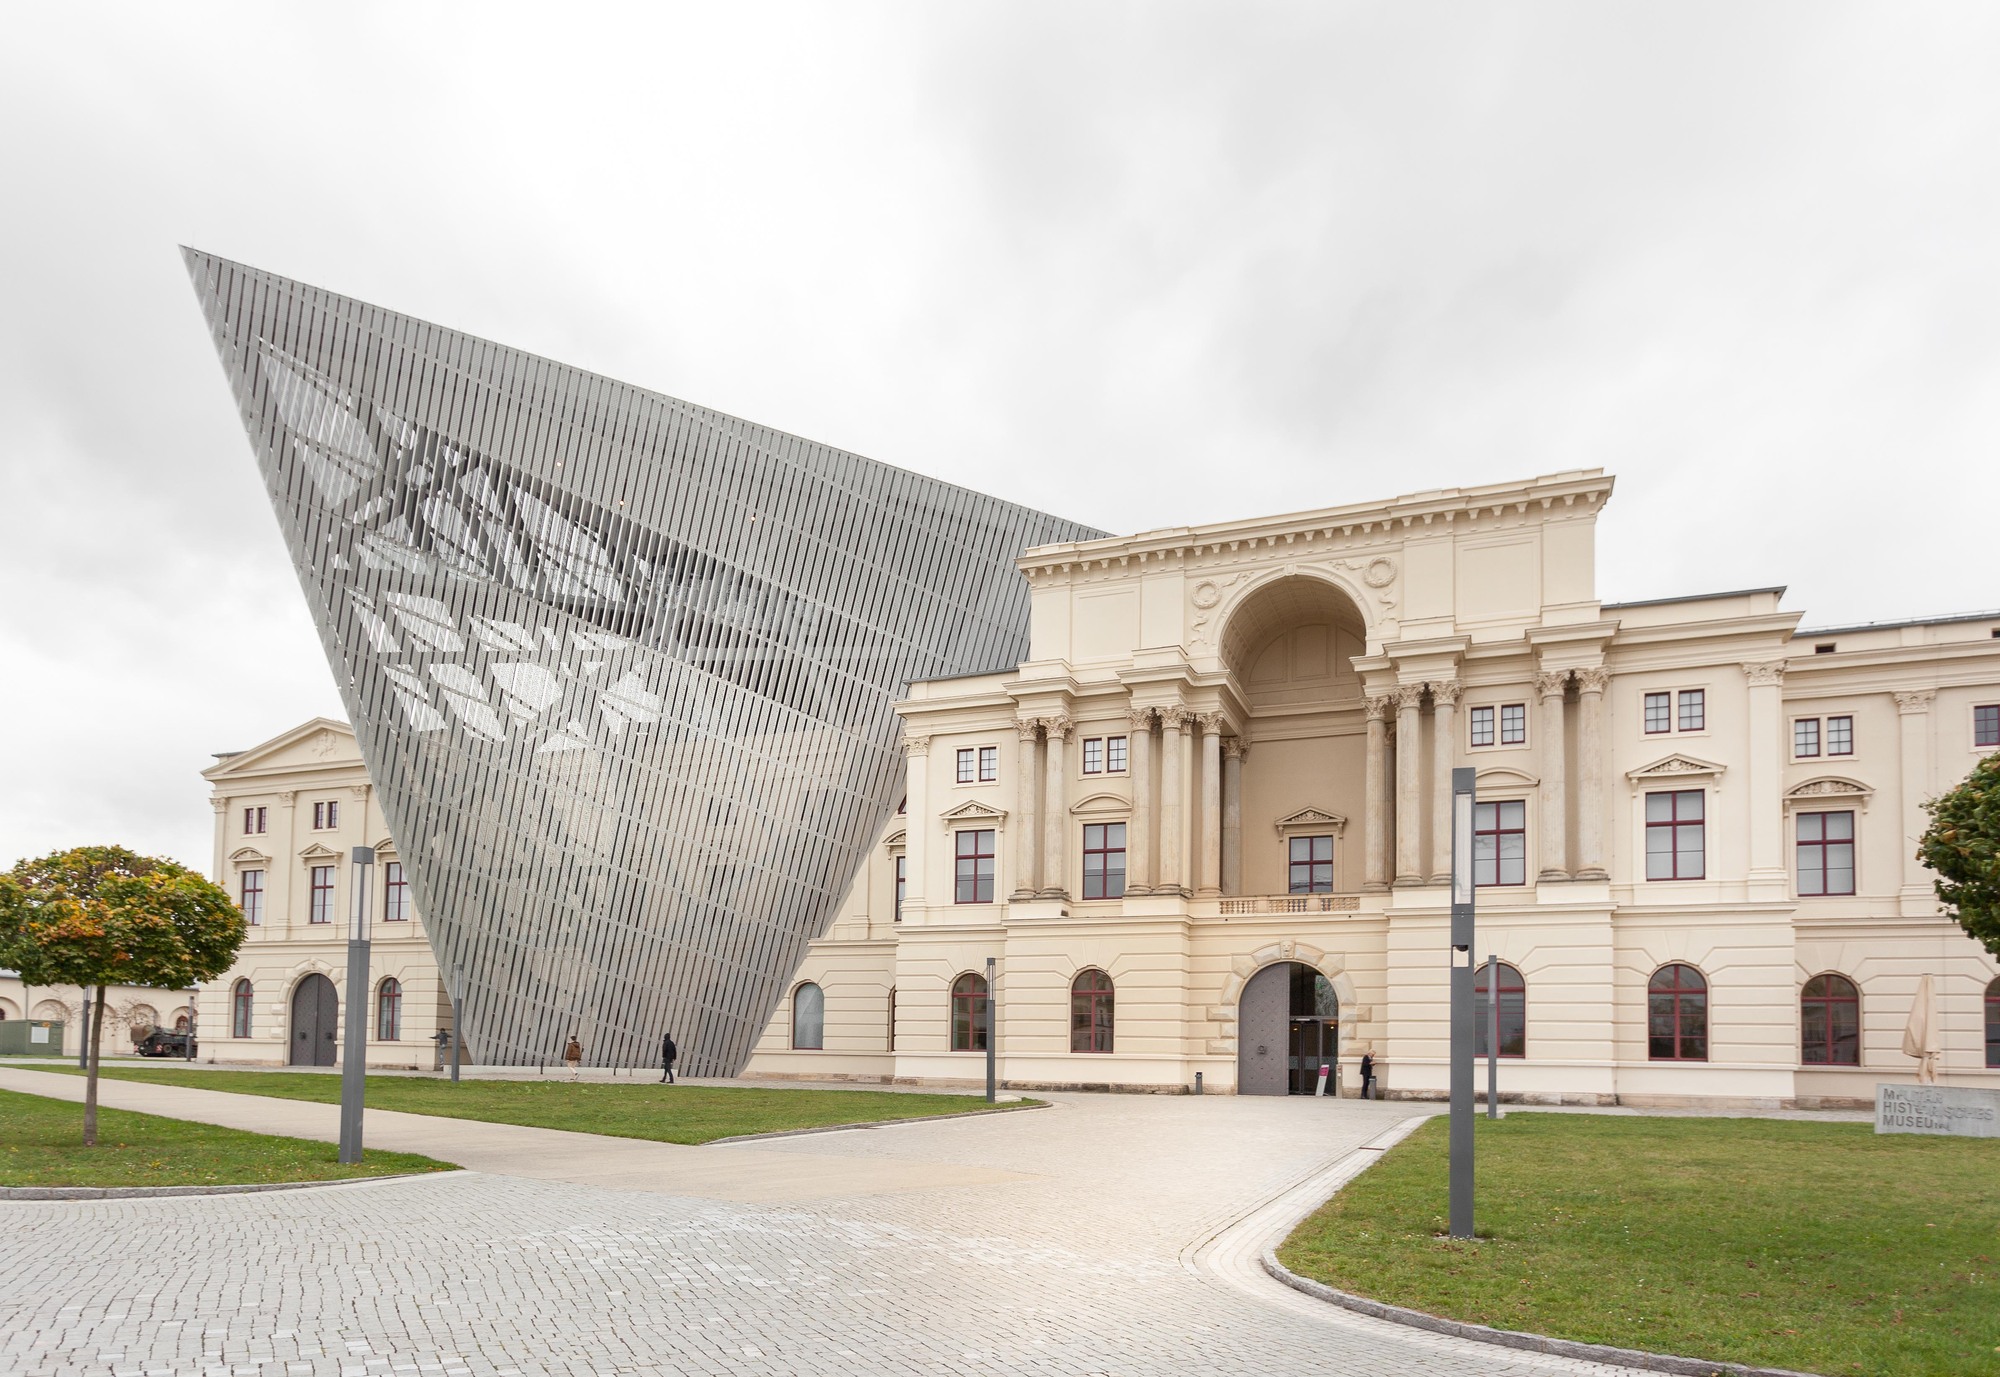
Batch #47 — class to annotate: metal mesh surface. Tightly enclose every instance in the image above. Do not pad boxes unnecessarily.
[183,249,1104,1074]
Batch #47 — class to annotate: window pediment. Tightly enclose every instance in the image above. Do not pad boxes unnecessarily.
[882,828,907,851]
[1786,776,1873,808]
[1626,754,1726,784]
[938,799,1007,824]
[1274,806,1348,836]
[297,842,342,862]
[1474,766,1539,791]
[1070,791,1130,816]
[228,847,272,866]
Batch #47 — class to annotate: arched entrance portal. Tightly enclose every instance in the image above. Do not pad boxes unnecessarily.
[290,973,338,1067]
[1237,961,1340,1095]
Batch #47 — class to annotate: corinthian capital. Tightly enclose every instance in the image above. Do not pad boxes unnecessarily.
[1158,706,1192,731]
[1894,689,1935,713]
[1573,666,1611,695]
[1195,711,1227,735]
[1535,670,1572,699]
[1015,718,1042,743]
[1365,695,1395,722]
[1742,661,1786,687]
[1223,737,1248,761]
[1391,684,1425,711]
[1427,679,1462,708]
[1039,715,1075,741]
[1125,706,1156,731]
[902,734,932,758]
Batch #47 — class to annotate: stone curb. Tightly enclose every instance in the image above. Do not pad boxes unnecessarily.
[0,1172,449,1202]
[706,1098,1050,1144]
[1259,1251,1820,1377]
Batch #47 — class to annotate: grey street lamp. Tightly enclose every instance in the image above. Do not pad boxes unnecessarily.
[451,962,464,1084]
[984,955,997,1104]
[338,846,374,1163]
[1448,767,1476,1240]
[1486,953,1500,1120]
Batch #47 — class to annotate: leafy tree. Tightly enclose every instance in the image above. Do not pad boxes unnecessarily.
[1917,754,2000,959]
[0,846,245,1145]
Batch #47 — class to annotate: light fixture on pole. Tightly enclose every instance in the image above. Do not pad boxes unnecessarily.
[451,962,463,1085]
[1448,767,1476,1241]
[984,955,996,1105]
[338,845,374,1164]
[1485,953,1500,1120]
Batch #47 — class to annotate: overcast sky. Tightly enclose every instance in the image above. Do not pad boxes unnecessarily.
[2,2,1995,873]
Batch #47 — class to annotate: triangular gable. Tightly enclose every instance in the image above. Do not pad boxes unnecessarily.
[227,846,273,865]
[1625,753,1726,783]
[1275,806,1348,835]
[297,842,343,862]
[202,717,355,781]
[939,799,1008,823]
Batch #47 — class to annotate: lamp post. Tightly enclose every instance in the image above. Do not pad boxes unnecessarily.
[1485,953,1500,1120]
[184,985,196,1062]
[451,962,463,1085]
[338,846,374,1164]
[78,992,90,1068]
[1448,767,1476,1240]
[984,955,996,1104]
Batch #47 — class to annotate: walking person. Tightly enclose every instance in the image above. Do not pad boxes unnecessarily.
[564,1034,583,1082]
[660,1031,678,1084]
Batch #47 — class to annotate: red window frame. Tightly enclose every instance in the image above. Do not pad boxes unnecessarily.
[893,854,905,923]
[313,800,339,830]
[955,748,976,783]
[1070,969,1114,1053]
[1794,718,1820,758]
[309,865,335,923]
[1472,801,1527,887]
[1473,961,1526,1058]
[1976,704,2000,749]
[1499,703,1526,745]
[243,806,266,834]
[1826,715,1853,756]
[376,977,401,1041]
[1643,692,1671,734]
[1645,790,1705,880]
[951,972,989,1051]
[1800,973,1859,1066]
[978,746,998,782]
[1287,835,1334,894]
[954,829,995,904]
[1648,963,1708,1061]
[1106,735,1127,773]
[1082,822,1126,899]
[231,979,253,1038]
[1986,977,2000,1068]
[1678,690,1705,732]
[239,869,264,926]
[1469,706,1495,747]
[1796,810,1855,896]
[1082,737,1103,773]
[383,862,409,921]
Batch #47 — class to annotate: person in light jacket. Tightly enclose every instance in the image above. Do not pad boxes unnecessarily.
[564,1034,583,1081]
[660,1031,678,1084]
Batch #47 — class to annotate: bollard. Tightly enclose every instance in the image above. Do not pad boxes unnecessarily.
[1194,1071,1203,1095]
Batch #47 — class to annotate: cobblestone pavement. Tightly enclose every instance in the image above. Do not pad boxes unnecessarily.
[3,1085,1650,1377]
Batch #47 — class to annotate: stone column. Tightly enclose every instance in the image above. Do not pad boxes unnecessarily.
[1221,738,1246,896]
[1428,680,1461,884]
[210,797,229,887]
[1363,696,1393,892]
[1196,713,1225,896]
[1039,716,1073,899]
[1744,663,1786,887]
[1573,668,1610,881]
[1393,684,1425,887]
[1536,670,1571,883]
[1895,690,1937,912]
[1011,718,1042,900]
[1158,707,1190,896]
[275,790,298,932]
[1125,708,1155,895]
[901,737,930,911]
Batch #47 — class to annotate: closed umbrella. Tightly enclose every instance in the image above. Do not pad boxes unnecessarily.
[1901,974,1941,1085]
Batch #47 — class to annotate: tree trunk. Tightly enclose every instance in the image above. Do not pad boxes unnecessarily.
[82,983,107,1147]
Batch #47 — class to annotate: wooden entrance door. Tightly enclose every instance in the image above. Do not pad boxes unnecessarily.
[290,973,338,1066]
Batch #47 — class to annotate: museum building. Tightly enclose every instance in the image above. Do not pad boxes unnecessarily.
[738,469,2000,1105]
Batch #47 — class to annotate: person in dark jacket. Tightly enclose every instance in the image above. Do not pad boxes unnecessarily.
[660,1031,678,1084]
[1359,1050,1376,1100]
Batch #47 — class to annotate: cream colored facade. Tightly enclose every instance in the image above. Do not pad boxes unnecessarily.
[745,470,2000,1105]
[0,976,195,1054]
[197,720,454,1069]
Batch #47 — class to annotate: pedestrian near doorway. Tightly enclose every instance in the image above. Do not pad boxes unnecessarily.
[660,1031,678,1084]
[1359,1048,1376,1100]
[564,1034,583,1081]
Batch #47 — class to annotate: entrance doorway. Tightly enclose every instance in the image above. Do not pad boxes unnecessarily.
[290,973,338,1066]
[1237,961,1340,1095]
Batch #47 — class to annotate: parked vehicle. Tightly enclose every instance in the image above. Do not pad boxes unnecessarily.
[136,1029,196,1058]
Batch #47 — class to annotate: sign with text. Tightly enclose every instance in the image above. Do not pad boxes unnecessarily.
[1875,1083,2000,1138]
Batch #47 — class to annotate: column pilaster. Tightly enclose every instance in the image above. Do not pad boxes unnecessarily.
[1364,696,1393,892]
[1196,713,1225,896]
[1011,718,1042,900]
[1125,708,1156,895]
[1158,707,1191,896]
[1744,662,1787,890]
[1393,684,1425,887]
[1536,671,1572,882]
[1221,738,1246,897]
[901,737,930,911]
[1038,716,1073,899]
[1427,680,1460,884]
[1895,689,1937,913]
[1573,668,1610,881]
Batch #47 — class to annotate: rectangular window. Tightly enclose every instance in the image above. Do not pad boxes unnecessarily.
[1826,715,1853,756]
[954,829,995,904]
[312,800,340,830]
[1796,810,1856,896]
[1645,790,1705,880]
[1287,835,1335,894]
[1082,823,1127,899]
[1472,801,1528,887]
[1469,706,1495,747]
[309,865,335,923]
[239,869,264,926]
[1500,703,1526,745]
[955,749,976,784]
[243,806,266,835]
[1083,738,1103,774]
[383,862,409,921]
[978,746,998,782]
[1080,736,1129,775]
[893,854,906,923]
[1644,692,1671,734]
[1794,718,1821,758]
[1106,735,1127,773]
[1976,704,2000,749]
[1678,690,1705,732]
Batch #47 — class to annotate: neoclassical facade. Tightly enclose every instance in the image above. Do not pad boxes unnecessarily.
[197,720,453,1069]
[744,470,2000,1105]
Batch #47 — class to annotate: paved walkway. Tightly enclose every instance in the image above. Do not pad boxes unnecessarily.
[1,1068,1647,1377]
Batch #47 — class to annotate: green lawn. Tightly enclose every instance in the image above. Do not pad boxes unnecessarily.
[42,1065,1027,1144]
[1279,1114,2000,1377]
[1,1088,454,1188]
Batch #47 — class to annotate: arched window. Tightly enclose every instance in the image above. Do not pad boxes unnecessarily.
[1648,963,1708,1061]
[951,972,989,1052]
[1985,977,2000,1069]
[231,980,253,1039]
[791,982,824,1050]
[1473,962,1526,1058]
[375,977,401,1041]
[1071,969,1114,1053]
[1801,973,1860,1066]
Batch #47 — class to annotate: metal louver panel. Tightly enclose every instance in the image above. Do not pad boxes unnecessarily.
[183,249,1105,1075]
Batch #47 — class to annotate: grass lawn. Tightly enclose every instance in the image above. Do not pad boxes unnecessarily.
[1,1088,454,1189]
[1278,1113,2000,1377]
[42,1065,1028,1144]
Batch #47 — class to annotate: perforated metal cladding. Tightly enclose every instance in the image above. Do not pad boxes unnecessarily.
[184,249,1105,1074]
